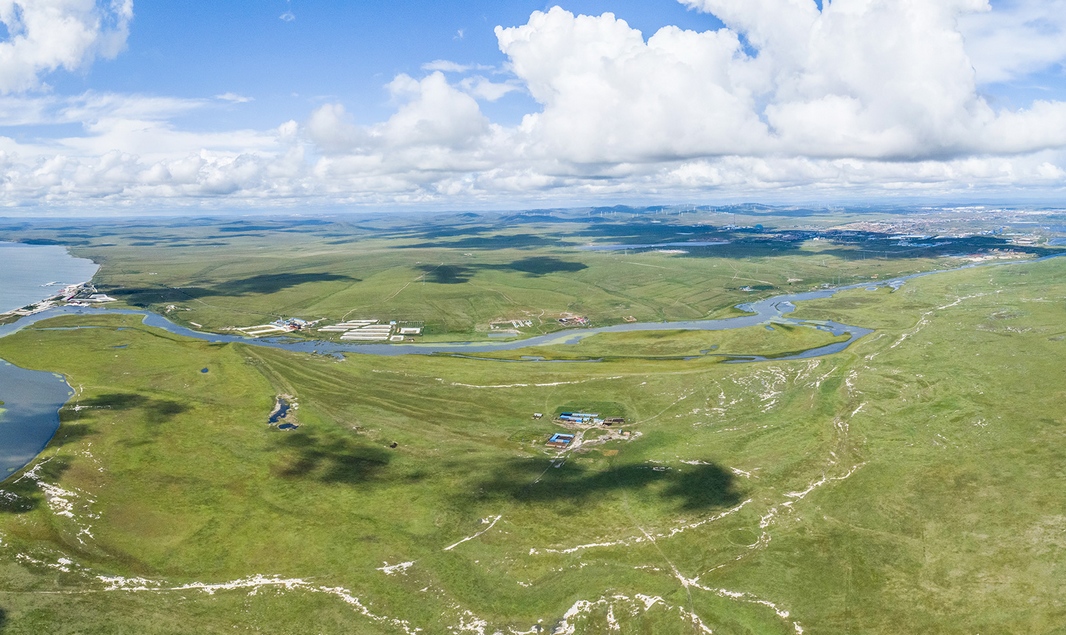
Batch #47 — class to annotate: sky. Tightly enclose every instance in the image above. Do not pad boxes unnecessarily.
[0,0,1064,213]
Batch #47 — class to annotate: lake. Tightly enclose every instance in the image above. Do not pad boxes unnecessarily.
[0,361,74,477]
[0,242,99,314]
[0,242,97,478]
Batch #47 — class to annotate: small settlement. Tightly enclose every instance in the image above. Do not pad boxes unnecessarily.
[2,282,115,318]
[544,411,635,453]
[318,319,422,342]
[233,317,317,338]
[228,317,423,342]
[546,433,575,449]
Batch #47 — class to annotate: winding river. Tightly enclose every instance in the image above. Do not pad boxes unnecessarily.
[1,251,1063,480]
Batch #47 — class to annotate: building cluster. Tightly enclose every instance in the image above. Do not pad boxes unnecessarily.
[318,319,422,342]
[63,283,117,306]
[2,282,115,317]
[544,411,633,450]
[556,411,626,426]
[234,317,317,337]
[546,433,575,449]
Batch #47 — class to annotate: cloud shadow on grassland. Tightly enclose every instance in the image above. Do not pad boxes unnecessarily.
[506,256,588,275]
[417,264,473,284]
[415,257,588,284]
[270,429,393,485]
[472,460,741,511]
[75,393,189,424]
[399,233,564,250]
[106,272,359,306]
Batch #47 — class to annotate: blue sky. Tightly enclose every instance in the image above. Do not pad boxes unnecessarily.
[0,0,1064,212]
[52,1,726,126]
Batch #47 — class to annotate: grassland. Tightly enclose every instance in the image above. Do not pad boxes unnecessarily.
[4,208,1054,341]
[455,322,850,361]
[0,210,1064,633]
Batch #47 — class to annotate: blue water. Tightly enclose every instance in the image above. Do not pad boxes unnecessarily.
[0,360,74,477]
[268,398,291,424]
[0,242,99,313]
[0,242,97,479]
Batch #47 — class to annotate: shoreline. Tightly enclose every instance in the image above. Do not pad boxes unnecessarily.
[0,241,101,316]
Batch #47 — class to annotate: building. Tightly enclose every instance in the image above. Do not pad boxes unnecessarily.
[546,433,575,449]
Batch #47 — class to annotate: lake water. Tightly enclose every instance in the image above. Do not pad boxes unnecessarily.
[0,242,99,314]
[0,361,75,477]
[0,242,98,478]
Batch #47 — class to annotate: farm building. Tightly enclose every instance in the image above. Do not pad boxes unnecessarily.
[558,412,599,423]
[546,433,575,449]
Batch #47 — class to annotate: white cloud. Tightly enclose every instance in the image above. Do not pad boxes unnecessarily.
[497,8,770,163]
[421,60,497,74]
[279,10,295,22]
[306,102,367,154]
[422,60,472,73]
[458,76,519,102]
[959,0,1066,84]
[497,2,1066,163]
[216,92,253,104]
[0,0,133,93]
[380,72,491,148]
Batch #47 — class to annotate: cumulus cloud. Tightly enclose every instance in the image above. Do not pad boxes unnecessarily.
[499,2,1066,163]
[306,102,366,154]
[306,73,493,157]
[382,72,491,148]
[0,0,133,93]
[497,8,769,163]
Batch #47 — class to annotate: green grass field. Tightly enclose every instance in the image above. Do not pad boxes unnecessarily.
[5,209,1051,340]
[0,212,1064,633]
